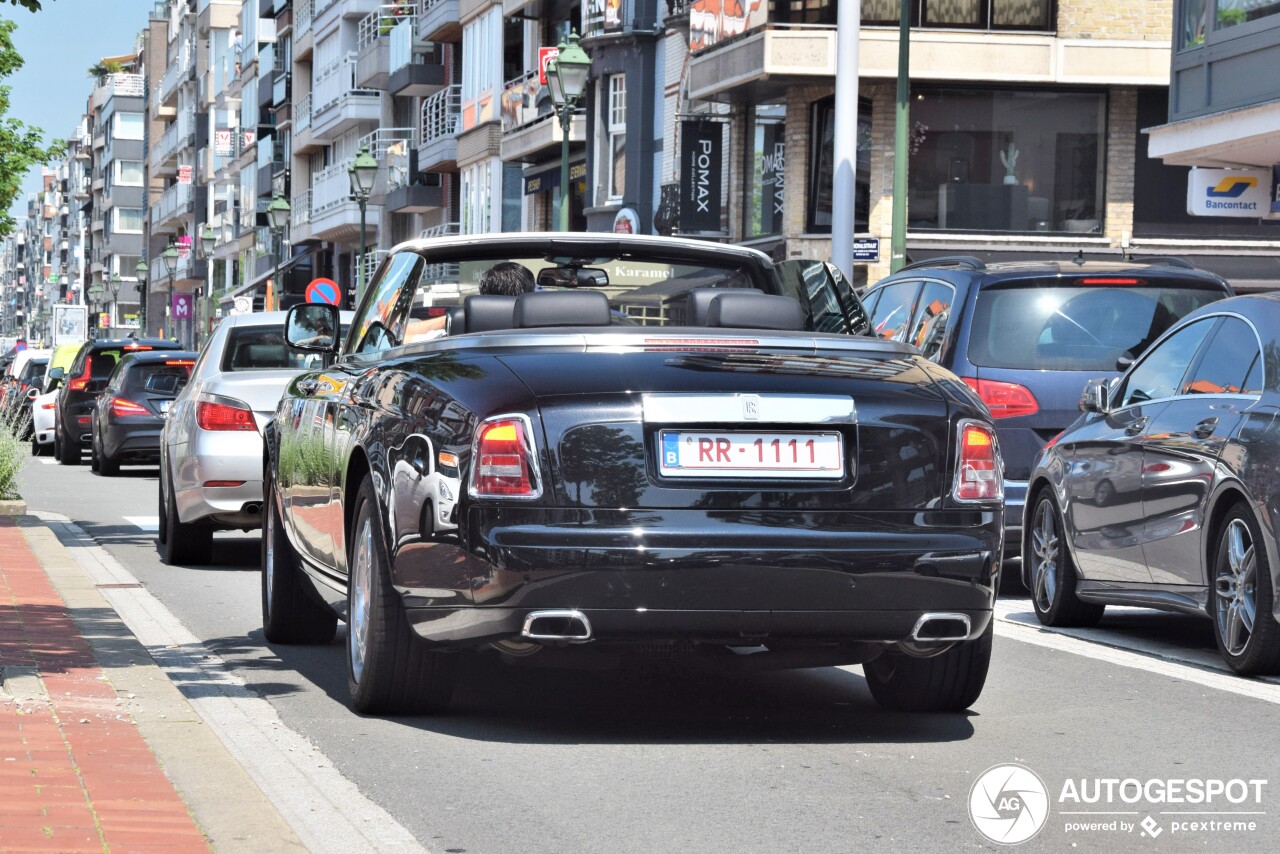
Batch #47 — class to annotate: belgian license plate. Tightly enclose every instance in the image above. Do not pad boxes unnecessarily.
[658,431,844,479]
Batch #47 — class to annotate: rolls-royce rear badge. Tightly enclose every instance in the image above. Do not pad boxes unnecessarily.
[742,395,761,420]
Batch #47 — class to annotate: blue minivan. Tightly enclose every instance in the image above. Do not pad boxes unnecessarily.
[859,256,1233,551]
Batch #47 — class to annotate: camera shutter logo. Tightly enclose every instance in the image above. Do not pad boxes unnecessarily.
[969,764,1050,845]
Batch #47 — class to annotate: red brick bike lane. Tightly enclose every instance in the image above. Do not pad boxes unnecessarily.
[0,518,209,853]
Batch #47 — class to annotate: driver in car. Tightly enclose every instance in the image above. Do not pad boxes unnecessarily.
[403,262,536,341]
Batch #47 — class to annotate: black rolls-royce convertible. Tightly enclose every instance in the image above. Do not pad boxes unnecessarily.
[263,234,1004,716]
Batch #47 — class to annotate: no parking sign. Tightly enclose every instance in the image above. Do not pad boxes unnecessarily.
[305,278,341,305]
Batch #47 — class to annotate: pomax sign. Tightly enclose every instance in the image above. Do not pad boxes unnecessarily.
[1187,167,1272,217]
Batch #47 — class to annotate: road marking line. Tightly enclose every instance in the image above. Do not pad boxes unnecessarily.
[123,515,160,532]
[36,458,57,464]
[993,601,1280,705]
[32,511,429,854]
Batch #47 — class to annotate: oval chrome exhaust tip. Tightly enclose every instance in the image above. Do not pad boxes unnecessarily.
[521,609,593,643]
[910,612,971,643]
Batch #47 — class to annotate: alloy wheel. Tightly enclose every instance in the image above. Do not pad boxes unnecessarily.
[1215,518,1257,657]
[1031,499,1060,612]
[348,512,374,685]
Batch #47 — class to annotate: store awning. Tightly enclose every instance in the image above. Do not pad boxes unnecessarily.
[1147,100,1280,169]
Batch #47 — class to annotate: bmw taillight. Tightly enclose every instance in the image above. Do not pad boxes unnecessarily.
[961,377,1039,419]
[68,357,92,392]
[110,397,150,417]
[469,414,541,499]
[196,395,256,431]
[953,420,1003,503]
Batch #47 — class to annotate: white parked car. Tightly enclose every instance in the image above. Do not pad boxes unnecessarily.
[158,310,351,565]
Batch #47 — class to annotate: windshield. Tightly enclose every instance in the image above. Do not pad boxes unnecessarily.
[222,325,351,372]
[967,283,1226,371]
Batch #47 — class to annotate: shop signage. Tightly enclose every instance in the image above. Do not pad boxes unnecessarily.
[679,121,723,234]
[522,159,587,195]
[1187,167,1272,217]
[613,208,640,234]
[759,124,785,236]
[852,238,880,263]
[178,164,193,185]
[171,293,193,319]
[537,47,558,85]
[689,0,767,51]
[232,296,252,315]
[214,129,234,156]
[241,129,256,149]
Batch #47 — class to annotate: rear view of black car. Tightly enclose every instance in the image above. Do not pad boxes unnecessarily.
[55,338,188,465]
[860,257,1232,549]
[90,351,197,476]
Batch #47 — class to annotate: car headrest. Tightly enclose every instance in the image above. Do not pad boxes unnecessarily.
[445,305,466,335]
[513,291,612,328]
[462,295,517,333]
[705,293,805,331]
[686,287,763,325]
[239,344,288,367]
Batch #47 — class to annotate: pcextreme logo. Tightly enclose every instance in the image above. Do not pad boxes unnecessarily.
[1207,176,1259,198]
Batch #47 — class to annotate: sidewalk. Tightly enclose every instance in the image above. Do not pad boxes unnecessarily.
[0,515,304,853]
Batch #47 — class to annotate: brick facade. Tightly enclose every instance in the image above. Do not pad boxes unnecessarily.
[1058,0,1173,42]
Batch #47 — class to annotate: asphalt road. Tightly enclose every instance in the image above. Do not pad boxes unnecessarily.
[19,454,1280,852]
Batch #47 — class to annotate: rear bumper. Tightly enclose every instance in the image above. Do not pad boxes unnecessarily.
[173,432,266,528]
[103,424,163,460]
[392,507,1002,648]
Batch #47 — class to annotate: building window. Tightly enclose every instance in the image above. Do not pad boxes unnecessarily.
[807,96,872,234]
[114,255,141,279]
[112,113,144,141]
[861,0,1053,31]
[1215,0,1280,32]
[603,74,627,201]
[113,208,144,233]
[114,160,144,187]
[906,87,1105,234]
[745,104,785,239]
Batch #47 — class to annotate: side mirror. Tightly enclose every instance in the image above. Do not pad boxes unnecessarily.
[1079,378,1110,413]
[1115,351,1135,372]
[286,303,341,353]
[47,367,64,381]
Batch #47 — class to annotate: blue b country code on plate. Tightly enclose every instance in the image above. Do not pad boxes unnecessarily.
[658,430,844,479]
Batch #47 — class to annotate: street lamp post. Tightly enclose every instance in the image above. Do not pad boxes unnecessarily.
[199,225,217,345]
[135,258,148,333]
[162,244,178,338]
[348,147,379,307]
[87,283,104,337]
[544,32,592,232]
[267,195,291,312]
[108,273,121,334]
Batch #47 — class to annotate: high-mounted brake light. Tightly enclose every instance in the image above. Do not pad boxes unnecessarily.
[110,397,150,417]
[962,377,1039,419]
[954,420,1003,503]
[469,414,541,499]
[123,344,154,351]
[196,396,256,431]
[165,360,195,367]
[1080,277,1142,286]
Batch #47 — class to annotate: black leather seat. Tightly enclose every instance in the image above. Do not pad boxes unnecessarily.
[705,292,805,331]
[462,295,518,333]
[514,291,612,328]
[686,287,763,326]
[445,305,466,335]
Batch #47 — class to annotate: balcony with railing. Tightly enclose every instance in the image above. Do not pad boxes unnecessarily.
[150,109,196,175]
[358,249,388,286]
[418,83,460,172]
[91,74,145,109]
[311,52,381,140]
[499,72,584,163]
[309,159,383,242]
[158,41,196,108]
[197,0,242,32]
[291,189,314,244]
[389,19,446,97]
[417,0,460,43]
[150,180,195,233]
[357,5,416,89]
[314,0,382,30]
[295,0,314,58]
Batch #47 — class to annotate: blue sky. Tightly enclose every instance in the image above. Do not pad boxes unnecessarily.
[5,0,158,224]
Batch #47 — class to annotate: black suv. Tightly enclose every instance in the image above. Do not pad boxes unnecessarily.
[859,256,1233,548]
[55,338,186,465]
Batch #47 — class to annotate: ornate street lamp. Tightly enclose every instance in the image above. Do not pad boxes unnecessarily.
[162,244,179,335]
[136,258,148,331]
[545,32,592,232]
[87,283,105,336]
[267,194,291,312]
[200,225,217,258]
[348,146,379,307]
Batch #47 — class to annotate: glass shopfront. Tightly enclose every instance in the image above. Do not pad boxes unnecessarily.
[907,88,1106,234]
[745,105,786,240]
[807,96,872,234]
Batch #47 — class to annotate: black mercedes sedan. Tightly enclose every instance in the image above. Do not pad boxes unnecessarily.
[263,234,1003,716]
[1024,293,1280,675]
[89,350,198,476]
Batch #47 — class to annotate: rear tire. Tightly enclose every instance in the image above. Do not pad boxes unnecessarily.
[97,442,119,477]
[346,474,456,715]
[1210,505,1280,675]
[31,435,44,457]
[57,426,79,465]
[262,473,337,645]
[1026,491,1105,627]
[163,479,213,566]
[864,621,993,712]
[157,475,168,545]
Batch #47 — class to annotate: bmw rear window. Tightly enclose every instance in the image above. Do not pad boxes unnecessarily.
[967,281,1226,371]
[222,326,351,372]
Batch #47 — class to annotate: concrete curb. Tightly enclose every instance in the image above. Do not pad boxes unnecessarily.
[17,516,308,853]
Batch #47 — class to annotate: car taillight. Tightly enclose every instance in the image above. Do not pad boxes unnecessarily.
[40,402,55,410]
[469,415,541,499]
[110,397,150,417]
[961,377,1039,419]
[954,420,1003,503]
[196,397,256,431]
[68,357,92,392]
